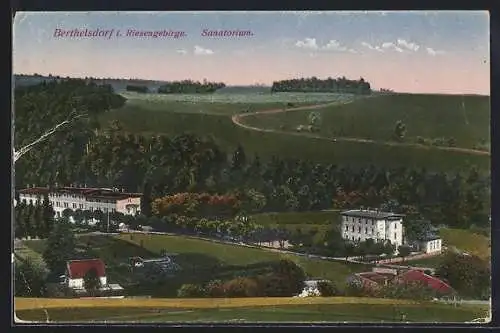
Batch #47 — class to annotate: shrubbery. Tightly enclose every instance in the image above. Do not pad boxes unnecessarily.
[317,281,339,296]
[176,259,307,298]
[177,283,206,298]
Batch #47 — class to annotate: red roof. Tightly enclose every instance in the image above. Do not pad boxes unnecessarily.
[398,270,454,294]
[67,259,106,279]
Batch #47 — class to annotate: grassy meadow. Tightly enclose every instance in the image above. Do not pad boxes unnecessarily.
[98,92,490,173]
[15,297,489,323]
[439,228,491,260]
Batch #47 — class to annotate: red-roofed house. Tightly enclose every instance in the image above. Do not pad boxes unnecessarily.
[66,259,107,289]
[396,269,454,295]
[349,267,455,297]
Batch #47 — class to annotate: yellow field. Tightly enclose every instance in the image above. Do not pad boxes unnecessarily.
[15,297,417,311]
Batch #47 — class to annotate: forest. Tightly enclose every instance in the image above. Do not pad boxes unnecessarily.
[271,76,372,94]
[14,80,490,233]
[157,80,226,94]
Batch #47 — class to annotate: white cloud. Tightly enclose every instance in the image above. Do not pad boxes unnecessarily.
[361,42,384,52]
[322,39,348,52]
[176,49,187,55]
[397,39,420,51]
[426,47,445,56]
[295,38,319,50]
[382,42,395,49]
[194,45,214,55]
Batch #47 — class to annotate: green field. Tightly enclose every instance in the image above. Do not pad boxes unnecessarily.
[121,91,355,111]
[117,233,370,287]
[98,93,490,173]
[240,94,490,150]
[16,301,488,323]
[439,228,491,260]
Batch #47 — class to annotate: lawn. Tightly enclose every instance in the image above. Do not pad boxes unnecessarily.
[439,228,491,260]
[240,93,490,150]
[407,255,445,269]
[15,297,489,323]
[99,104,489,173]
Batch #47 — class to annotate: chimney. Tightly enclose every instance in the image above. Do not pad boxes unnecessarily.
[84,183,87,188]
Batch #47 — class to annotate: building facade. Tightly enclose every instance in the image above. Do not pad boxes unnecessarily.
[18,186,142,219]
[340,209,404,248]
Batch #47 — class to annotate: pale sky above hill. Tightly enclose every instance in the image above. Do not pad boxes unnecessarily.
[13,11,490,94]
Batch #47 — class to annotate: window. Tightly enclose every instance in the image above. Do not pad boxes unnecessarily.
[79,204,84,209]
[365,228,368,234]
[358,227,361,233]
[72,203,77,209]
[112,208,116,213]
[394,233,397,239]
[351,226,354,232]
[345,225,348,232]
[64,202,68,208]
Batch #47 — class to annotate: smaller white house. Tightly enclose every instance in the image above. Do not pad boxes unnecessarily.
[66,259,107,290]
[415,233,442,254]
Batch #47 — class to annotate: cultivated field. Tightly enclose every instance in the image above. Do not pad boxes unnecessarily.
[239,93,490,150]
[15,297,489,323]
[99,92,490,173]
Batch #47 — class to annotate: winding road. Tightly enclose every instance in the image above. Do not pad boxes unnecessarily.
[231,100,490,156]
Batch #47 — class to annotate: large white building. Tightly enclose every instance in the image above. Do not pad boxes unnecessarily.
[340,209,404,249]
[18,185,142,218]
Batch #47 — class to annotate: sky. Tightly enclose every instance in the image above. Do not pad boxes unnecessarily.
[13,11,490,94]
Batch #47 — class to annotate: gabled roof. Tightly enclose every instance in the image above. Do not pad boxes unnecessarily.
[398,269,454,294]
[341,209,404,220]
[67,259,106,279]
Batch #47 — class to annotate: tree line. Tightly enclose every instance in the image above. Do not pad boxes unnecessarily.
[271,76,371,94]
[157,80,225,94]
[14,195,55,239]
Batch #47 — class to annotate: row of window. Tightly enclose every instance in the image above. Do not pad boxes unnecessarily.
[344,225,399,240]
[429,241,440,250]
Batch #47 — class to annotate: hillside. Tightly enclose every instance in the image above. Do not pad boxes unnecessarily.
[239,94,490,151]
[99,101,490,173]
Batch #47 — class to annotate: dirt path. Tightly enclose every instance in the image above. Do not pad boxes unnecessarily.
[231,101,490,156]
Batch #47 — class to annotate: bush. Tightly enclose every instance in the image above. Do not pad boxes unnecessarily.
[270,259,306,296]
[223,277,259,297]
[177,283,206,298]
[204,279,225,298]
[256,273,292,297]
[317,280,339,296]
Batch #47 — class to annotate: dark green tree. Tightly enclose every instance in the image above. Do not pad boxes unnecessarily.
[42,219,76,274]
